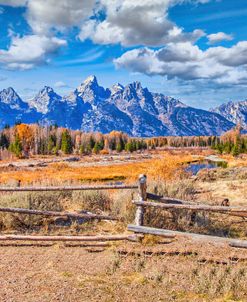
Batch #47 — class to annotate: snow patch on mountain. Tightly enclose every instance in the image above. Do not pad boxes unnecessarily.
[0,76,236,136]
[211,100,247,129]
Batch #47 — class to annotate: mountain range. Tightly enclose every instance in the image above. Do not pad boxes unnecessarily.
[210,100,247,130]
[0,75,246,137]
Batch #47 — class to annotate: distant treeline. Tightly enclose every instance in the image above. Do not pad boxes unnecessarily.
[0,124,147,158]
[0,124,246,158]
[212,126,247,156]
[147,126,247,156]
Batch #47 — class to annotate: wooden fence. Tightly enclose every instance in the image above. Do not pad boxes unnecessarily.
[0,184,139,223]
[0,176,246,248]
[0,183,140,243]
[0,184,138,192]
[127,174,247,249]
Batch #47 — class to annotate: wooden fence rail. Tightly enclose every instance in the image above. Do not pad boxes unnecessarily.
[133,200,247,216]
[0,174,246,249]
[0,184,138,192]
[130,174,247,249]
[0,234,143,242]
[128,225,247,249]
[0,207,117,220]
[146,193,196,205]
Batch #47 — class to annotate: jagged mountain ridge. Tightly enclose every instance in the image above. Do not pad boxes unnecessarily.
[0,87,41,128]
[211,100,247,130]
[0,75,236,136]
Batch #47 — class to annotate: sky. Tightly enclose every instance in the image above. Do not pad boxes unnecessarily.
[0,0,247,109]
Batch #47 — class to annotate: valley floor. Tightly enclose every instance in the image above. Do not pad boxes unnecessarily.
[0,149,246,301]
[0,238,247,302]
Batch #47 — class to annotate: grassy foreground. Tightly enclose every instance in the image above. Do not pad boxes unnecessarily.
[0,149,246,301]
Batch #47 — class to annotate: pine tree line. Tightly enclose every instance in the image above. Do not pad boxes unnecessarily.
[211,126,247,156]
[0,124,246,159]
[0,125,148,158]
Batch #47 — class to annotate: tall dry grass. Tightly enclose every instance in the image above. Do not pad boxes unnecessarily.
[0,189,136,232]
[0,151,194,185]
[0,151,245,238]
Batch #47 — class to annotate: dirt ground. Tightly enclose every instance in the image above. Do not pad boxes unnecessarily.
[194,166,247,206]
[0,150,246,302]
[0,239,246,302]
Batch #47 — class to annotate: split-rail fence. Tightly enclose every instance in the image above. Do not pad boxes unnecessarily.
[0,176,246,248]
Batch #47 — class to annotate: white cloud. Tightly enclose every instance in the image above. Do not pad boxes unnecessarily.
[0,0,210,57]
[0,0,26,6]
[54,81,68,88]
[0,0,210,45]
[26,0,96,35]
[114,41,247,84]
[207,32,233,44]
[79,0,206,46]
[0,35,67,70]
[206,41,247,66]
[0,0,96,34]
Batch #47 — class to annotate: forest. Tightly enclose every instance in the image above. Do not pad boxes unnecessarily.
[0,123,246,159]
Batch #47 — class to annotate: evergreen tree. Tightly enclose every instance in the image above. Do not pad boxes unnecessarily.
[93,142,101,154]
[223,141,232,154]
[48,134,56,154]
[0,133,9,149]
[89,136,95,149]
[116,142,123,152]
[140,140,147,150]
[9,135,22,157]
[232,144,240,157]
[61,130,73,154]
[125,142,132,153]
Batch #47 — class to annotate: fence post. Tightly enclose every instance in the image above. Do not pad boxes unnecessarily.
[135,174,147,226]
[29,194,32,229]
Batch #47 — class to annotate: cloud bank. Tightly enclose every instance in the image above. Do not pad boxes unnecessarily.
[114,41,247,85]
[0,35,67,70]
[0,0,247,88]
[207,32,233,44]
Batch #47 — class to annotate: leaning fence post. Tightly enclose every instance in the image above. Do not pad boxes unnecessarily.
[135,174,147,226]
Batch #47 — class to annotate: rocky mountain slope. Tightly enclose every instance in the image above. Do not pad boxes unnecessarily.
[0,87,41,128]
[0,75,236,136]
[211,100,247,130]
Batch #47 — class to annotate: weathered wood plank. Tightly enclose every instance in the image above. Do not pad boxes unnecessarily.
[223,211,247,218]
[135,174,147,226]
[128,225,176,238]
[145,196,247,218]
[0,234,142,242]
[229,241,247,249]
[0,207,117,220]
[0,185,138,192]
[128,224,247,247]
[133,200,247,214]
[146,193,195,204]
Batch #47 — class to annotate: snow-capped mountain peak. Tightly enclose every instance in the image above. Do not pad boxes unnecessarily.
[0,87,28,110]
[211,100,247,129]
[77,75,109,104]
[77,75,99,92]
[83,75,98,85]
[110,83,124,95]
[28,86,61,114]
[0,75,237,135]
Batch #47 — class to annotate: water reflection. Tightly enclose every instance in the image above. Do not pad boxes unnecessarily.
[186,160,227,175]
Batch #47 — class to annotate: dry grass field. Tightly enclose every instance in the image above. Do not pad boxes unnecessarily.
[0,150,197,185]
[0,149,246,301]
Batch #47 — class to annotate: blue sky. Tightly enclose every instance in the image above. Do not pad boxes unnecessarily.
[0,0,247,109]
